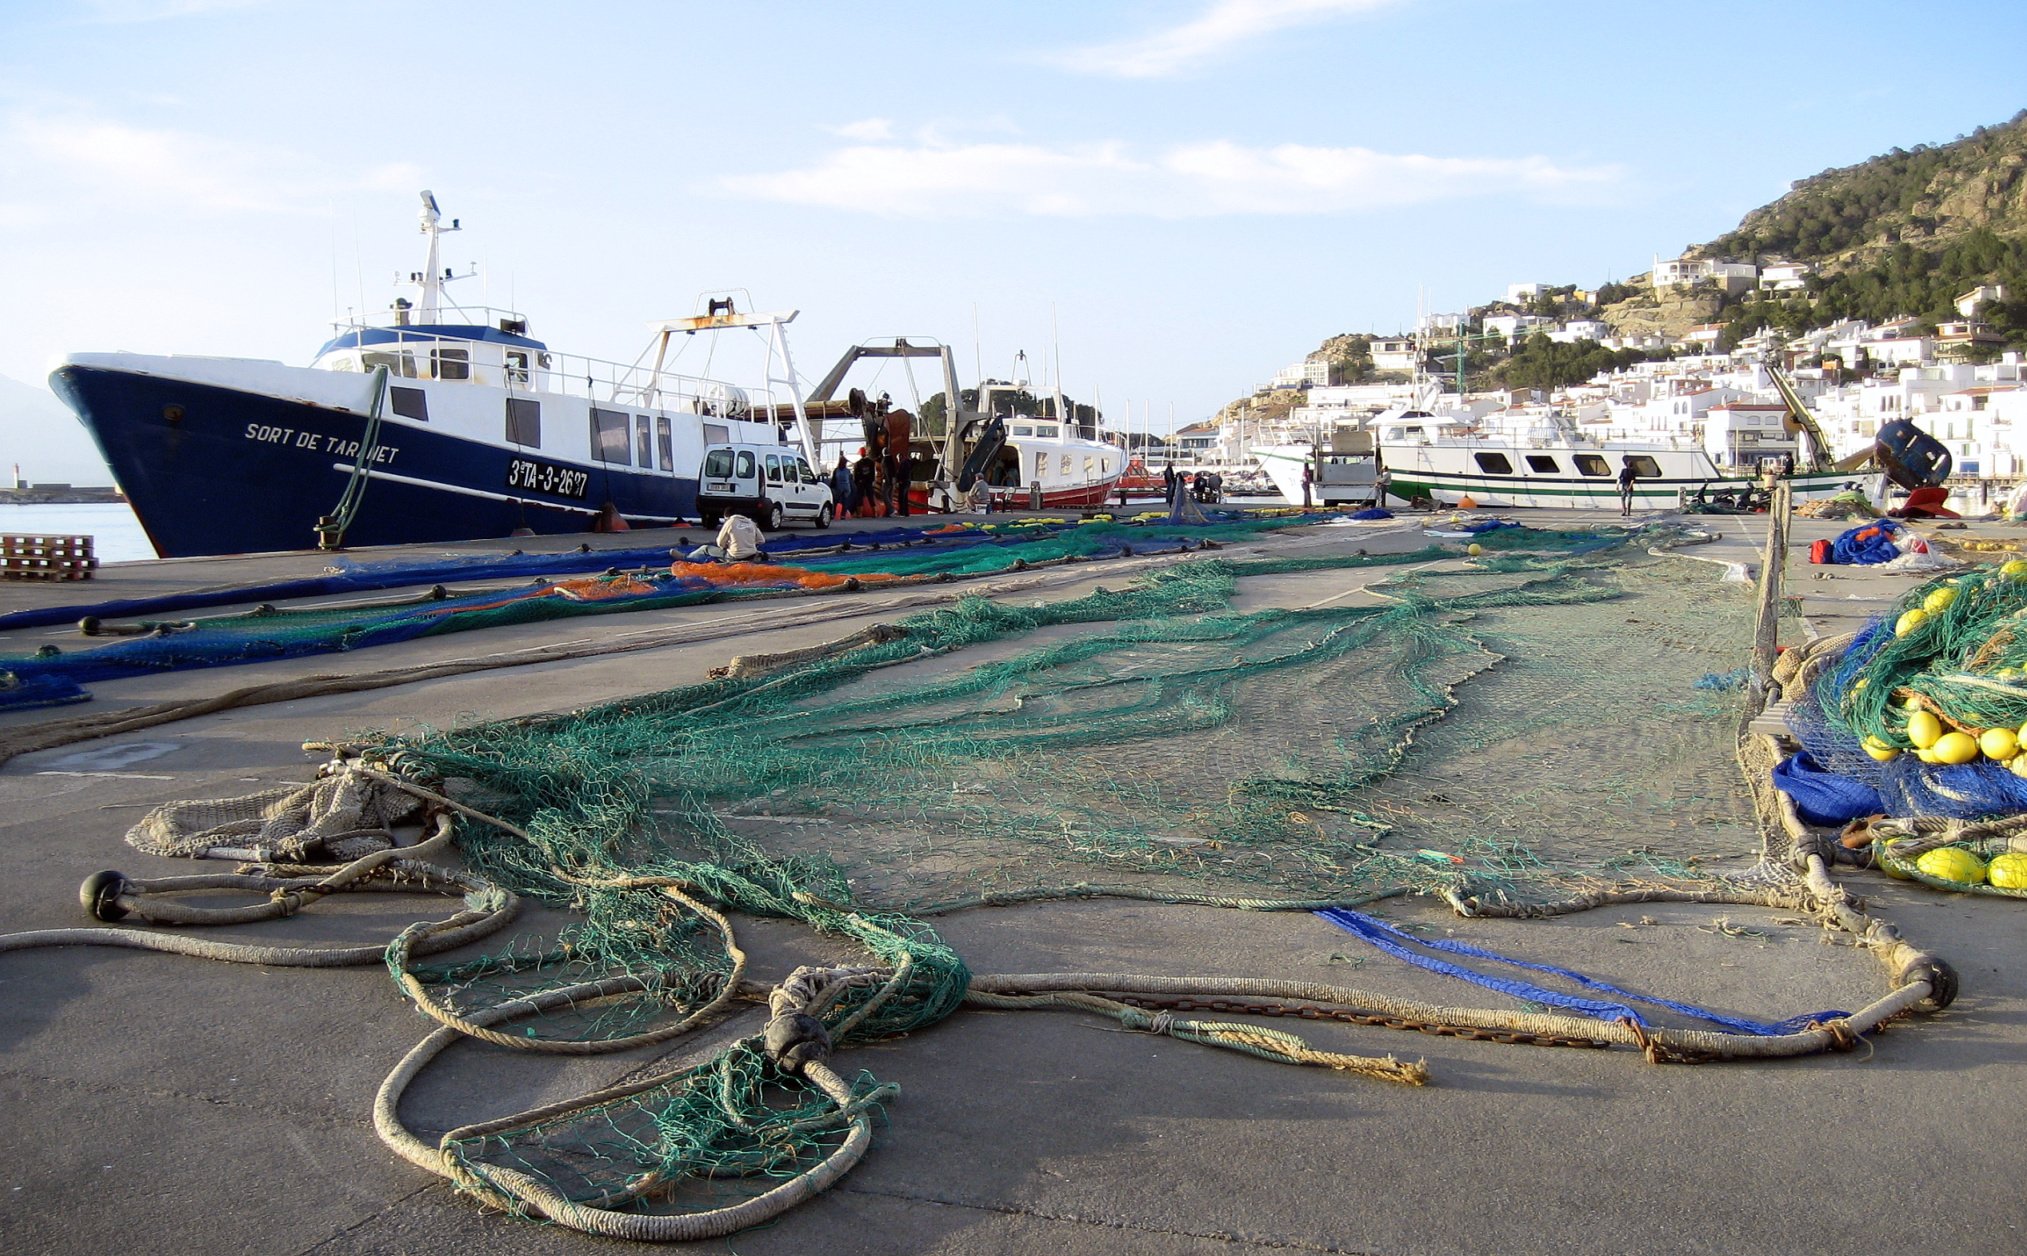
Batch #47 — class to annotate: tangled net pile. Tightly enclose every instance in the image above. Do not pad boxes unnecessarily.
[0,515,1312,711]
[4,516,1952,1240]
[1784,558,2027,895]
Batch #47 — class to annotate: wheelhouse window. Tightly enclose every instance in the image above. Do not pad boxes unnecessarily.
[506,397,541,447]
[363,351,419,379]
[1012,426,1034,438]
[1627,455,1663,478]
[1036,425,1059,439]
[590,407,630,464]
[635,416,653,469]
[1525,455,1560,474]
[704,423,730,446]
[432,347,470,381]
[1574,454,1609,476]
[1474,452,1514,474]
[389,386,428,421]
[655,417,674,470]
[505,350,531,388]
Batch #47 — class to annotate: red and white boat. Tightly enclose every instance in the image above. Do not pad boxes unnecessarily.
[796,342,1124,510]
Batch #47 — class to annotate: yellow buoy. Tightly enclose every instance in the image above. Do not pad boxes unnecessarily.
[1931,731,1979,765]
[1861,735,1899,762]
[1879,839,1913,879]
[1980,727,2020,761]
[1989,852,2027,889]
[1915,846,1988,885]
[1906,709,1943,749]
[1467,543,1483,556]
[1923,586,1958,614]
[1895,608,1929,636]
[2011,754,2027,779]
[2002,559,2027,578]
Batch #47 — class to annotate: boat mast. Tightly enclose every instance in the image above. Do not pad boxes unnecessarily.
[414,191,461,325]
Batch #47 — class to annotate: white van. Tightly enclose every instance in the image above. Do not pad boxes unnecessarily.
[695,443,835,530]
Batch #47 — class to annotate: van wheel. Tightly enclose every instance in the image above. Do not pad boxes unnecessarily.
[766,501,785,531]
[816,502,833,529]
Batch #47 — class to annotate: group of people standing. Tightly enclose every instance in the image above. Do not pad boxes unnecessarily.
[829,392,915,519]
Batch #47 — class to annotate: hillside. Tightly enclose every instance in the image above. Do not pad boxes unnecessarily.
[0,375,113,485]
[1221,110,2027,421]
[1702,110,2027,266]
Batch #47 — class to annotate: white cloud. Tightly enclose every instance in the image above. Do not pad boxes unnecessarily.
[722,136,1622,219]
[826,118,895,142]
[1047,0,1400,79]
[3,111,412,216]
[75,0,269,23]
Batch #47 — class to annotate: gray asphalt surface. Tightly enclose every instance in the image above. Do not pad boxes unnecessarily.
[2,507,2022,1255]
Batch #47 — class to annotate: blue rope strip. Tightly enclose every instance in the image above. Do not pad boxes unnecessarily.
[1315,908,1847,1035]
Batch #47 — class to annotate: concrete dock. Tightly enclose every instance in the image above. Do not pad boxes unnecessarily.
[3,509,2024,1255]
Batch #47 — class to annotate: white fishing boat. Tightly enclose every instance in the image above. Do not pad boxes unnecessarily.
[1258,395,1877,511]
[49,191,801,557]
[1375,408,1870,509]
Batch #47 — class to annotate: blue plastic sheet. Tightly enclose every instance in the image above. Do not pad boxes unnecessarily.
[1770,751,1884,826]
[1829,519,1905,566]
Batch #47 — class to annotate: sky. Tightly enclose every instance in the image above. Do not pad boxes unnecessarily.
[2,0,2025,479]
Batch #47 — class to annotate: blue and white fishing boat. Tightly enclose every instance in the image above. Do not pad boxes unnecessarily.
[49,192,804,558]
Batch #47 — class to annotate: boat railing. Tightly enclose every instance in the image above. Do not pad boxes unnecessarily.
[333,323,794,420]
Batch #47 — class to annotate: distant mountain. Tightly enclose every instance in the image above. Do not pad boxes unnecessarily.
[0,374,114,486]
[1702,110,2027,266]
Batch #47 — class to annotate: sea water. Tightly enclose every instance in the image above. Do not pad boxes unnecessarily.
[0,502,154,563]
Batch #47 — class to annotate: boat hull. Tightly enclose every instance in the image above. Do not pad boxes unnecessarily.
[50,362,705,557]
[1380,442,1872,510]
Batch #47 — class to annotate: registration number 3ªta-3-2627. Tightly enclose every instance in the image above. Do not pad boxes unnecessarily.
[506,457,590,499]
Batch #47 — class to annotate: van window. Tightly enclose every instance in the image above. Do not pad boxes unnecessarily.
[655,417,673,471]
[635,416,653,469]
[506,397,541,446]
[795,457,817,484]
[590,407,630,464]
[766,455,784,483]
[734,450,755,478]
[703,448,734,478]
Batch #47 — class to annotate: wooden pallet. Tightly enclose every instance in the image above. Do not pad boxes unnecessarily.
[1,534,98,581]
